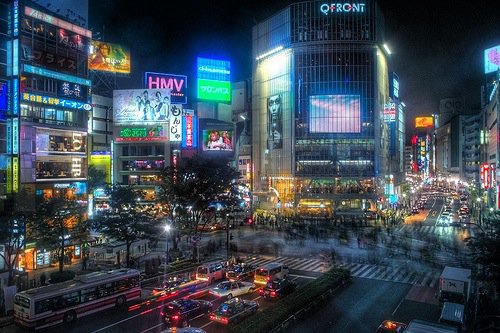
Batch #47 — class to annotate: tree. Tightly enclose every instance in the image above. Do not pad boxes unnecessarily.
[157,156,240,252]
[29,197,88,273]
[465,224,500,293]
[0,212,28,286]
[92,185,157,268]
[87,165,108,195]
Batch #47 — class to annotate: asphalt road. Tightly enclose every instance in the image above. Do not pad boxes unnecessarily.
[286,277,412,333]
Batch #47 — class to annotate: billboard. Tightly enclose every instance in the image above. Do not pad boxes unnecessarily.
[90,153,111,184]
[169,104,183,142]
[113,89,171,124]
[197,57,231,102]
[22,92,91,111]
[383,102,396,123]
[415,116,433,128]
[144,72,187,104]
[202,129,233,151]
[35,128,86,153]
[309,95,361,133]
[267,94,283,149]
[88,40,131,74]
[484,45,500,74]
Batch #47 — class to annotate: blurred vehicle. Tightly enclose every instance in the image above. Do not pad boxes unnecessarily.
[161,328,206,333]
[227,264,256,282]
[161,299,213,328]
[259,278,297,299]
[254,262,289,285]
[196,262,226,283]
[375,320,407,333]
[152,277,207,299]
[209,298,258,325]
[209,280,255,299]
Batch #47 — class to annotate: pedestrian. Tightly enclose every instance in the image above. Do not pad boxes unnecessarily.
[40,272,46,286]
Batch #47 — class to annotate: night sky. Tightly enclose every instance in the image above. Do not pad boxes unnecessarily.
[87,0,500,128]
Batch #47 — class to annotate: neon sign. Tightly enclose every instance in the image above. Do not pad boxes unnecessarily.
[197,79,231,102]
[116,126,166,142]
[320,3,366,15]
[22,92,91,111]
[13,157,19,192]
[182,114,198,148]
[170,105,182,142]
[145,72,187,104]
[383,103,396,123]
[13,1,19,37]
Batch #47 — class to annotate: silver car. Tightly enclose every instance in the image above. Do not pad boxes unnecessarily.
[209,280,255,299]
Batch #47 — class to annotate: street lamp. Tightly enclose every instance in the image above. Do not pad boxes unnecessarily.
[163,224,171,282]
[476,197,482,226]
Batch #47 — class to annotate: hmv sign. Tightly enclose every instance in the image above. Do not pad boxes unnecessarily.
[144,72,187,104]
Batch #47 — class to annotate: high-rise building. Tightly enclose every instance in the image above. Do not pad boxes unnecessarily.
[3,0,91,271]
[251,0,400,218]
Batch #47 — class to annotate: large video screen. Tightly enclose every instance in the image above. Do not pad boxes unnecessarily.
[113,89,171,124]
[88,40,131,74]
[484,45,500,74]
[202,129,233,151]
[309,95,361,133]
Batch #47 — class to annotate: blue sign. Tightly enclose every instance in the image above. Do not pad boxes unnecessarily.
[12,78,18,115]
[22,92,92,111]
[23,64,91,86]
[197,57,231,82]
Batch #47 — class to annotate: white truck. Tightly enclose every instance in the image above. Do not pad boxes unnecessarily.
[437,266,471,305]
[404,319,458,333]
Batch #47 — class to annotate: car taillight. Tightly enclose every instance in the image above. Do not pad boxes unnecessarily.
[267,276,271,281]
[160,311,164,316]
[259,289,264,295]
[222,317,228,324]
[172,314,180,320]
[271,291,276,297]
[209,314,215,320]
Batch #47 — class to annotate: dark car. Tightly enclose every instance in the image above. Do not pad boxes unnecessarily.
[375,320,407,333]
[259,278,297,299]
[209,298,258,325]
[227,264,256,282]
[161,299,213,328]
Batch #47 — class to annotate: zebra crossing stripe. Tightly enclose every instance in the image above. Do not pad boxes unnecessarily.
[351,264,373,276]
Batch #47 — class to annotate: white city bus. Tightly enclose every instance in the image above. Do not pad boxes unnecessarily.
[14,268,141,330]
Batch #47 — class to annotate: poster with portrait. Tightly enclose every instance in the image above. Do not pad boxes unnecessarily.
[267,94,282,149]
[88,40,131,74]
[113,89,171,124]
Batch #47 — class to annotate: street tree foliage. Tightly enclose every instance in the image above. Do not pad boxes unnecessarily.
[87,165,108,194]
[92,185,157,268]
[29,197,88,273]
[0,211,29,286]
[465,222,500,292]
[157,156,240,244]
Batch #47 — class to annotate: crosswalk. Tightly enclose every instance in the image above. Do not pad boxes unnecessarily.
[243,255,440,287]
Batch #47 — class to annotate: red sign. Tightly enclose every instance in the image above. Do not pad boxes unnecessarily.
[185,115,193,147]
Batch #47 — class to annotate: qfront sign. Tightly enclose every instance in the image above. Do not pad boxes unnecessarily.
[320,3,366,15]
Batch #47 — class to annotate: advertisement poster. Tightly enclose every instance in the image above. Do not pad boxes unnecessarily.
[88,40,131,74]
[309,95,361,134]
[113,89,171,124]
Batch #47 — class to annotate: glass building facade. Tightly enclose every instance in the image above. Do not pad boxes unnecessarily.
[252,0,394,217]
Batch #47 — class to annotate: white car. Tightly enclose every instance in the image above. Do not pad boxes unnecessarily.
[209,280,255,299]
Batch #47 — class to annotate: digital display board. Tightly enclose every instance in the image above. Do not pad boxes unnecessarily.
[145,72,187,104]
[88,40,131,74]
[90,153,111,184]
[197,57,231,102]
[202,129,233,151]
[22,92,91,111]
[484,45,500,74]
[415,116,434,128]
[113,89,171,124]
[115,126,166,142]
[309,95,361,133]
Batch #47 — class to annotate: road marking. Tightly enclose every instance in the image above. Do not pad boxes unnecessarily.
[91,304,163,333]
[289,273,316,279]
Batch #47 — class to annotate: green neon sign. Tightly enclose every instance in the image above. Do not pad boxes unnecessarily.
[197,79,231,102]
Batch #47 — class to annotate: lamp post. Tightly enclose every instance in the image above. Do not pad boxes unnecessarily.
[476,197,482,226]
[163,224,171,283]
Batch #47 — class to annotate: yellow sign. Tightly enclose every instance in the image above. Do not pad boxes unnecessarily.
[13,157,19,192]
[415,116,433,128]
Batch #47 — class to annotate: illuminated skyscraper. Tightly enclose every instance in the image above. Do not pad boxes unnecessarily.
[251,0,401,218]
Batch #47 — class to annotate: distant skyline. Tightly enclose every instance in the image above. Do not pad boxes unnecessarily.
[83,0,499,128]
